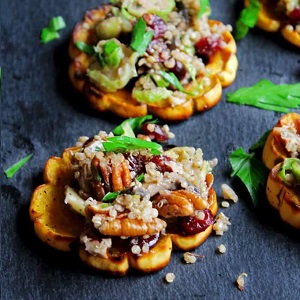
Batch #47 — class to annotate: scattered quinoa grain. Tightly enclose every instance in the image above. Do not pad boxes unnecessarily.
[165,272,175,283]
[217,244,226,254]
[221,201,230,208]
[183,252,204,264]
[236,272,248,291]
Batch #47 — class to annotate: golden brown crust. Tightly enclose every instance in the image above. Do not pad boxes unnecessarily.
[68,5,238,121]
[245,0,300,47]
[29,148,85,252]
[266,162,300,229]
[262,113,300,169]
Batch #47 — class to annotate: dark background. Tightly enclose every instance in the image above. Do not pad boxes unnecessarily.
[1,1,299,299]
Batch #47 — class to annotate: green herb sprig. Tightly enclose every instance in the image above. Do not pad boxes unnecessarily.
[229,147,269,207]
[235,0,260,40]
[4,154,33,178]
[41,16,66,44]
[158,71,192,95]
[226,79,300,112]
[198,0,211,18]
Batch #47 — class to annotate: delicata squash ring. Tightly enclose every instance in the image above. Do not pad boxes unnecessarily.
[245,0,300,47]
[68,0,238,121]
[266,158,300,229]
[262,112,300,170]
[29,117,218,275]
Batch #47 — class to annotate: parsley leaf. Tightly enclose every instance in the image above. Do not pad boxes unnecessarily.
[4,154,33,178]
[235,0,260,40]
[198,0,211,18]
[226,79,300,112]
[229,147,269,206]
[130,18,153,55]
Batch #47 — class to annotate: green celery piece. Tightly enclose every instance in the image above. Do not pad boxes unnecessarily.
[235,0,260,40]
[229,147,269,206]
[226,79,300,112]
[4,154,33,178]
[41,28,60,44]
[198,0,211,18]
[49,16,66,31]
[103,136,162,154]
[130,18,153,55]
[102,40,122,67]
[112,115,155,136]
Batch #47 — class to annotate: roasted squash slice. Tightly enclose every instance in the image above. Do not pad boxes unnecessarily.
[262,113,300,170]
[266,158,300,229]
[245,0,300,47]
[69,2,238,121]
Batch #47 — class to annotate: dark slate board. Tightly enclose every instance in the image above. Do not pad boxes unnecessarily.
[1,1,300,299]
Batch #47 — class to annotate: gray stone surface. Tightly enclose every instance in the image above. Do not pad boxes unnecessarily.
[1,1,299,299]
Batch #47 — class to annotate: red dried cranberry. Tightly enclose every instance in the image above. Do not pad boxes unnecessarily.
[141,123,169,142]
[288,8,300,25]
[143,13,167,39]
[123,153,147,175]
[179,209,214,235]
[148,155,173,173]
[195,36,222,60]
[129,233,160,249]
[169,60,187,81]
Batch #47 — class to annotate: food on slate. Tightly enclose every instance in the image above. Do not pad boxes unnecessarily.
[266,158,300,229]
[29,116,218,275]
[262,112,300,169]
[68,0,238,121]
[245,0,300,47]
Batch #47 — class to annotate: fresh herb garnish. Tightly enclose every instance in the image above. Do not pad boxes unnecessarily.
[103,136,162,154]
[112,115,156,136]
[235,0,260,40]
[136,173,145,182]
[130,18,153,55]
[102,191,121,202]
[41,16,66,44]
[198,0,211,18]
[226,79,300,112]
[102,40,122,67]
[74,41,96,55]
[4,154,33,178]
[229,147,269,206]
[158,70,192,95]
[250,130,271,151]
[279,158,300,184]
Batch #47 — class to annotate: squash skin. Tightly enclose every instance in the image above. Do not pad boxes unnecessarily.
[68,5,238,121]
[245,0,300,47]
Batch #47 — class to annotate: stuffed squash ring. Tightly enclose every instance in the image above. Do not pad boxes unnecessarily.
[69,0,238,121]
[29,116,218,275]
[245,0,300,47]
[266,158,300,229]
[262,112,300,170]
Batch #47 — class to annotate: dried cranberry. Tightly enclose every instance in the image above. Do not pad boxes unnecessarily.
[179,209,214,235]
[288,8,300,25]
[129,233,160,250]
[143,13,167,39]
[169,60,187,81]
[141,123,169,142]
[123,153,147,175]
[195,36,222,61]
[148,155,173,173]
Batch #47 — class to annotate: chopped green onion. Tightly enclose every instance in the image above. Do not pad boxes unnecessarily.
[102,191,121,202]
[158,70,192,95]
[103,136,162,154]
[136,173,145,182]
[75,41,96,55]
[49,16,66,31]
[41,28,60,44]
[130,18,153,55]
[279,158,300,184]
[4,154,33,178]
